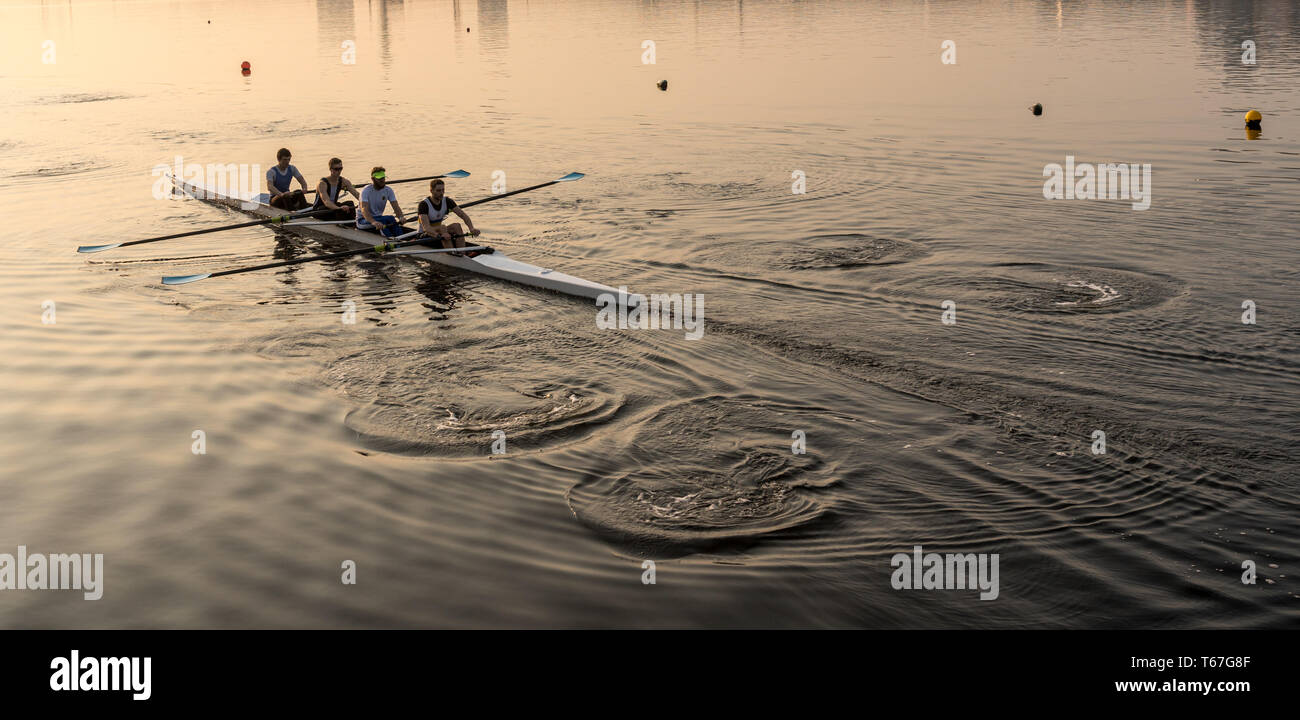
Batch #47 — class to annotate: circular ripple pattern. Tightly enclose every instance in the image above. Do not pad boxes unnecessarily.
[773,233,930,270]
[975,262,1183,314]
[324,333,626,456]
[566,396,832,556]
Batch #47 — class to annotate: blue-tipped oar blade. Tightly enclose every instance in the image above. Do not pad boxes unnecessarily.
[78,243,122,254]
[556,172,585,182]
[443,169,471,178]
[162,273,213,286]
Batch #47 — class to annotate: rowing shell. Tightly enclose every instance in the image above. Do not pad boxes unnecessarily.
[168,174,626,303]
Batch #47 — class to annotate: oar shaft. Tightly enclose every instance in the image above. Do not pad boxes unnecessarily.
[384,173,463,187]
[389,245,488,255]
[303,171,468,194]
[459,180,559,209]
[120,209,327,247]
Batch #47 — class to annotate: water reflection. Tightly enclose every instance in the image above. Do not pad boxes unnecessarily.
[368,0,406,75]
[477,0,509,77]
[316,0,357,64]
[1193,0,1300,89]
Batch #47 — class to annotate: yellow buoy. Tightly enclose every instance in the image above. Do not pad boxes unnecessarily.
[1245,110,1262,129]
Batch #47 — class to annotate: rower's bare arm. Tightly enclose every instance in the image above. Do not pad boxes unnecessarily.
[392,202,405,224]
[453,208,478,235]
[317,181,335,209]
[295,169,309,191]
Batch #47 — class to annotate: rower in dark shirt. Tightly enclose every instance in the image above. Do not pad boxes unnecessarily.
[311,157,359,220]
[417,179,479,256]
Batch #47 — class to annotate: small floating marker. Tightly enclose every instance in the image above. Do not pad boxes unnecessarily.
[241,60,251,77]
[657,80,668,91]
[1031,102,1043,116]
[1245,109,1262,129]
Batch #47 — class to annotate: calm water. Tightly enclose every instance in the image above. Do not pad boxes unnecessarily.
[1,0,1297,628]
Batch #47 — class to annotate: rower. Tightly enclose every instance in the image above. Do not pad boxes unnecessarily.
[266,148,310,210]
[356,166,406,238]
[418,179,480,256]
[311,157,359,221]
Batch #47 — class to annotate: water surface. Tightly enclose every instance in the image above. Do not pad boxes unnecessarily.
[0,0,1297,628]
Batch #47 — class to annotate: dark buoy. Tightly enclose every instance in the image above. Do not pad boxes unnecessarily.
[1030,102,1043,116]
[241,60,251,77]
[1245,109,1262,130]
[657,80,668,91]
[467,27,471,32]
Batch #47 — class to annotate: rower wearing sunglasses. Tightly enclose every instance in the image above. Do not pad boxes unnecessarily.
[310,158,359,221]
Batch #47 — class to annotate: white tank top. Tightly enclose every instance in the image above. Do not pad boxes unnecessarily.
[420,195,449,222]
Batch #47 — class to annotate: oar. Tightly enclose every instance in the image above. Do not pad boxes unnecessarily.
[302,169,471,194]
[458,172,584,209]
[161,231,471,286]
[77,207,334,253]
[386,246,488,256]
[281,218,360,227]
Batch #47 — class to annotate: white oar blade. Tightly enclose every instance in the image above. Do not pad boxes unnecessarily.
[162,273,212,286]
[556,172,585,182]
[78,243,122,253]
[443,169,471,178]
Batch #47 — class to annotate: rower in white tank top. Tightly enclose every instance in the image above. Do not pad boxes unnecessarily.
[418,178,480,256]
